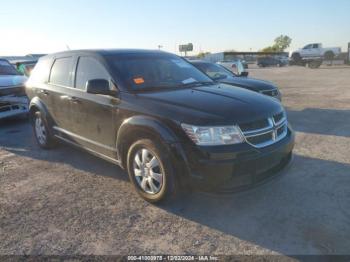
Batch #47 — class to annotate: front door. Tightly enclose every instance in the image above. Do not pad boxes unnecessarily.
[69,56,119,158]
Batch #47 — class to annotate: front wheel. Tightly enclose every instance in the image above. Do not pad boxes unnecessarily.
[32,111,56,149]
[127,139,178,203]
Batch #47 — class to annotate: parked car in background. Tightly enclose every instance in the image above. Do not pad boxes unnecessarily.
[16,60,38,76]
[191,60,281,101]
[257,56,288,67]
[0,59,28,120]
[26,49,294,203]
[217,59,247,75]
[291,43,341,62]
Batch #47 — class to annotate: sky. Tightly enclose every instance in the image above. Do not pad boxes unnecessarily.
[1,0,350,56]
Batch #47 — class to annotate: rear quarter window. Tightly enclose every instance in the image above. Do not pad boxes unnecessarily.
[29,58,52,84]
[49,57,74,87]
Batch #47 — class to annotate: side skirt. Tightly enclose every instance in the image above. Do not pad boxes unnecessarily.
[54,135,123,168]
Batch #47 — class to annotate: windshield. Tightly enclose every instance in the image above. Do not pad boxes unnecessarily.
[106,54,213,91]
[194,62,234,80]
[0,60,19,75]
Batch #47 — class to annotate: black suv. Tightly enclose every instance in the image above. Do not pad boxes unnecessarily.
[26,50,294,203]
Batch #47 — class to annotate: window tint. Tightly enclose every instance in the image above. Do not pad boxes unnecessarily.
[312,44,319,48]
[75,57,109,90]
[49,57,73,86]
[29,58,52,83]
[106,54,212,91]
[195,63,232,80]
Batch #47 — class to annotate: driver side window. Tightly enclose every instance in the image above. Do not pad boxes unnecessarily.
[75,56,110,90]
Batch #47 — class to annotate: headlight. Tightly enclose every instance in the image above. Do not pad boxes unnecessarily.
[181,124,244,146]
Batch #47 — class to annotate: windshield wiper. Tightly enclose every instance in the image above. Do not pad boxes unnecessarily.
[212,75,228,81]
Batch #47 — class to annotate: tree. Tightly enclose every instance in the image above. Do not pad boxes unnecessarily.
[274,35,292,51]
[197,52,211,58]
[261,35,292,52]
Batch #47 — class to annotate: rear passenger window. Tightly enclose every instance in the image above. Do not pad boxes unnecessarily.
[75,57,110,90]
[49,57,73,87]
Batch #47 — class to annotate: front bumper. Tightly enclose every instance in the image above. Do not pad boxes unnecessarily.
[179,126,295,192]
[0,95,29,120]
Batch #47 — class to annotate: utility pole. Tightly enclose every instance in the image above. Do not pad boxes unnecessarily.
[158,45,163,50]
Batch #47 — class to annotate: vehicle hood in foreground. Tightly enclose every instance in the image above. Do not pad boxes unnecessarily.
[219,76,277,92]
[136,83,283,125]
[0,75,27,88]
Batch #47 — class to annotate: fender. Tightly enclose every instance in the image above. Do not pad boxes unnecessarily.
[28,96,55,128]
[116,116,179,163]
[117,115,179,146]
[29,96,48,116]
[116,115,192,182]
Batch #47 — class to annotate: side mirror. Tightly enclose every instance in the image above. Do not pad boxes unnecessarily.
[239,71,249,77]
[86,79,117,96]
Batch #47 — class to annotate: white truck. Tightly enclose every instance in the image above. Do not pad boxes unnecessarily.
[291,43,341,62]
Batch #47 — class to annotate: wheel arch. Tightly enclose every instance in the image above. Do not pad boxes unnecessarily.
[28,97,55,128]
[116,116,179,168]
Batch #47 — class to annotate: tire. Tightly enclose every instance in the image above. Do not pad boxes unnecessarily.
[127,139,178,203]
[308,60,322,69]
[32,111,56,149]
[291,53,302,63]
[324,51,335,61]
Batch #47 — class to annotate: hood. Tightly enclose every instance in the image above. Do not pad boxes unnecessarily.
[0,75,27,88]
[0,75,27,96]
[219,76,277,92]
[136,83,283,125]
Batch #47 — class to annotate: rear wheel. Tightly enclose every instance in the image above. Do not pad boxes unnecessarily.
[324,51,335,61]
[32,111,56,149]
[127,139,177,203]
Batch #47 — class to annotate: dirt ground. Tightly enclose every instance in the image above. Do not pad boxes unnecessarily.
[0,65,349,257]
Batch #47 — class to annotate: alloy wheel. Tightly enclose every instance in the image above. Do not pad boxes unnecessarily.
[35,116,47,145]
[133,148,164,195]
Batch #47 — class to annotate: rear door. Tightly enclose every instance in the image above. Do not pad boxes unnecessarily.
[47,56,75,132]
[310,44,321,56]
[69,56,119,158]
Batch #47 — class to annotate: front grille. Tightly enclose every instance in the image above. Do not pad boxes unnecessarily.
[240,119,270,132]
[0,105,12,112]
[273,112,285,124]
[239,111,288,148]
[260,89,278,97]
[277,125,286,136]
[246,132,272,145]
[0,104,25,113]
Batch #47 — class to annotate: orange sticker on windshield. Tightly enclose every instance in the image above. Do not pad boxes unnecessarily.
[133,77,145,84]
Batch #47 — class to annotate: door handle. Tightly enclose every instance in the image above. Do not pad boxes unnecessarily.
[60,95,80,104]
[70,96,80,104]
[39,89,49,96]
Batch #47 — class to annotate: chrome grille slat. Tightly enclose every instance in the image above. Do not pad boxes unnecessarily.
[239,111,288,148]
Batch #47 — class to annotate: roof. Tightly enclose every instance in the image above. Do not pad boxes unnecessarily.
[46,49,170,58]
[188,60,211,64]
